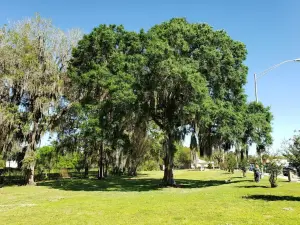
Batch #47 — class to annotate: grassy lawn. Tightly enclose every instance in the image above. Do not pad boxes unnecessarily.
[1,170,300,225]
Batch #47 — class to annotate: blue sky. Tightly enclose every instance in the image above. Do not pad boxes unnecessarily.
[1,0,300,154]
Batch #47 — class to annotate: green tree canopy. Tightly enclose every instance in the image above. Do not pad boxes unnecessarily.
[68,18,252,185]
[283,131,300,171]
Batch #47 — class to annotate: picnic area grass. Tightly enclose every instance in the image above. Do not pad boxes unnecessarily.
[1,170,300,225]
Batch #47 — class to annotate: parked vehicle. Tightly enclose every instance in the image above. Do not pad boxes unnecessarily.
[282,166,297,176]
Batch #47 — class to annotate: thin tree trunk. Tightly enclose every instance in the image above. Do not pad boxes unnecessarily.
[193,149,197,168]
[222,148,225,167]
[98,141,104,179]
[199,143,204,157]
[259,152,264,176]
[84,164,89,178]
[288,170,291,182]
[104,154,108,177]
[190,148,197,168]
[242,170,246,177]
[206,127,212,157]
[198,132,204,157]
[84,151,89,178]
[190,128,198,168]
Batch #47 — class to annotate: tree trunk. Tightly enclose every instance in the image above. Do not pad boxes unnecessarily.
[190,130,198,168]
[206,127,213,157]
[198,133,204,157]
[199,144,204,157]
[163,166,174,185]
[27,165,35,185]
[25,120,39,185]
[269,172,278,188]
[163,133,176,186]
[104,154,108,177]
[24,150,36,185]
[241,150,244,161]
[128,167,137,176]
[242,170,246,177]
[84,164,89,178]
[84,151,89,178]
[259,152,262,163]
[222,149,225,167]
[259,153,264,176]
[98,141,104,179]
[190,148,197,169]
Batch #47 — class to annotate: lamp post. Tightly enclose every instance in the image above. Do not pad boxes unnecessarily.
[253,58,300,177]
[254,58,300,103]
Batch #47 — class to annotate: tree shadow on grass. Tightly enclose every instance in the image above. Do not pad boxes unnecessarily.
[243,195,300,201]
[176,179,246,189]
[37,176,247,192]
[236,185,269,189]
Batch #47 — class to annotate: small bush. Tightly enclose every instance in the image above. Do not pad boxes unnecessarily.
[219,162,227,170]
[239,159,249,177]
[268,161,282,188]
[56,152,81,170]
[212,150,224,167]
[139,160,160,171]
[225,152,237,174]
[36,146,56,175]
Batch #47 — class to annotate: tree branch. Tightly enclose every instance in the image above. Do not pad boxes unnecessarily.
[151,114,165,130]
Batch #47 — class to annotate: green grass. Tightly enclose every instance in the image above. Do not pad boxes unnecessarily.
[1,170,300,225]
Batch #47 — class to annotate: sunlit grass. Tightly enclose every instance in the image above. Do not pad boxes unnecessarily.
[1,170,300,225]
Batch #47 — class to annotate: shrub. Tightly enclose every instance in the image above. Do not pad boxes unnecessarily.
[225,152,237,174]
[139,160,160,171]
[212,150,224,167]
[56,152,81,170]
[268,161,282,188]
[239,159,249,177]
[36,146,56,175]
[219,162,227,170]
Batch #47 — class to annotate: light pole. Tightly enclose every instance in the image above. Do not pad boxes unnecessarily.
[254,58,300,103]
[253,58,300,177]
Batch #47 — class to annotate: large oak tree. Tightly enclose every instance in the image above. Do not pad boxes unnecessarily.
[69,18,251,185]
